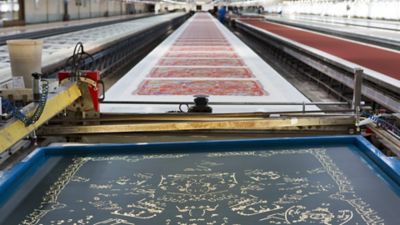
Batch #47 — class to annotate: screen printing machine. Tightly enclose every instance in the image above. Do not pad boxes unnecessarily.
[0,13,400,225]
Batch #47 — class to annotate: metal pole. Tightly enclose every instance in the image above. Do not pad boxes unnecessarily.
[120,0,123,15]
[353,68,363,132]
[63,0,69,21]
[11,0,14,19]
[89,0,92,18]
[107,0,110,16]
[78,1,80,19]
[101,101,350,106]
[46,0,49,22]
[18,0,25,21]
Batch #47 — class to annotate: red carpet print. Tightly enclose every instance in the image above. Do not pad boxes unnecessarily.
[241,19,400,80]
[158,58,245,66]
[170,46,234,51]
[164,52,239,58]
[176,38,228,42]
[149,67,253,78]
[178,36,225,39]
[173,42,230,46]
[177,39,228,42]
[134,80,266,96]
[132,13,268,97]
[179,35,225,39]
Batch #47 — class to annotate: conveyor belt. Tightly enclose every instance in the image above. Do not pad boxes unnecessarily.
[104,13,316,113]
[240,19,400,81]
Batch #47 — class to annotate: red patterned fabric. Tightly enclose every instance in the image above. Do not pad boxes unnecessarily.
[149,67,253,78]
[170,46,234,51]
[131,13,268,97]
[164,52,239,58]
[173,42,230,46]
[177,39,227,42]
[135,80,267,96]
[176,39,228,42]
[158,58,245,66]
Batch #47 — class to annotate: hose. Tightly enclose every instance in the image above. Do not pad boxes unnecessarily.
[362,112,400,137]
[2,80,49,126]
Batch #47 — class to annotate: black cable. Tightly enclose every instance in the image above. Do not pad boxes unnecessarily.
[64,42,95,77]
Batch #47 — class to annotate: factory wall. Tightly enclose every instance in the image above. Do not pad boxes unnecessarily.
[23,0,143,24]
[201,4,214,11]
[24,0,63,23]
[67,0,122,19]
[133,3,148,14]
[155,3,191,13]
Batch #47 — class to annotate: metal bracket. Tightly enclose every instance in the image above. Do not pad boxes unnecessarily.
[353,68,363,132]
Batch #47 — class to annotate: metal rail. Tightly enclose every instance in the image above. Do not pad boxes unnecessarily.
[48,112,356,123]
[102,100,351,114]
[101,101,350,106]
[40,115,355,135]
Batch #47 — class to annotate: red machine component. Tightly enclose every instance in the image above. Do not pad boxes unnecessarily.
[58,70,103,112]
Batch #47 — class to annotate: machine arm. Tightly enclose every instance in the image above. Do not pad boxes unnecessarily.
[0,84,81,153]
